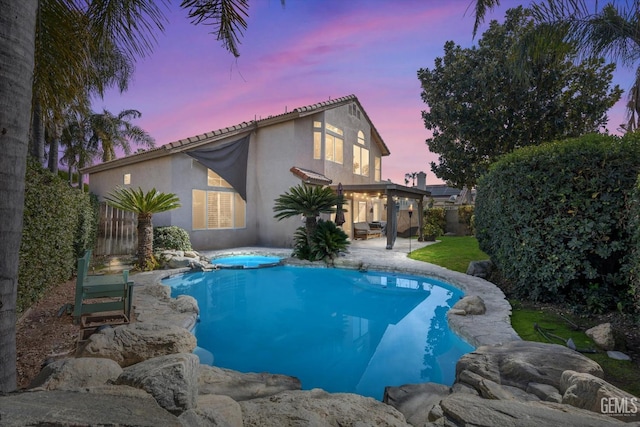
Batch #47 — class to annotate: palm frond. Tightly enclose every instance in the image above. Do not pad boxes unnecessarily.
[105,187,181,215]
[181,0,249,57]
[471,0,501,38]
[531,0,640,67]
[85,0,169,60]
[273,184,342,221]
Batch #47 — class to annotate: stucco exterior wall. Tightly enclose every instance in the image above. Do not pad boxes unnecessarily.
[252,120,309,248]
[167,152,256,250]
[87,156,176,226]
[86,96,391,253]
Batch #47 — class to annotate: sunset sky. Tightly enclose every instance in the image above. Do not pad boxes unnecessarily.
[96,0,634,185]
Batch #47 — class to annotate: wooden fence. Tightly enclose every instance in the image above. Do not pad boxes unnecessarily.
[95,202,137,256]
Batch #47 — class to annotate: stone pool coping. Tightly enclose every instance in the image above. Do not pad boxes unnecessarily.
[131,246,520,349]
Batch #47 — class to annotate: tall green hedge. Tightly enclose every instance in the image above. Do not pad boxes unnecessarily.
[628,175,640,316]
[17,160,98,312]
[475,133,640,313]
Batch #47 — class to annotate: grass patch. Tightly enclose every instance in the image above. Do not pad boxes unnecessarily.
[511,302,640,397]
[409,236,489,273]
[410,235,640,397]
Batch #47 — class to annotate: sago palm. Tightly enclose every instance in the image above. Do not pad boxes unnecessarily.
[273,184,344,245]
[105,187,181,269]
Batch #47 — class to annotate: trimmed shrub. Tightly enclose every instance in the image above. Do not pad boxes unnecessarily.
[18,160,98,312]
[458,205,475,235]
[475,133,640,313]
[153,226,193,251]
[423,207,446,239]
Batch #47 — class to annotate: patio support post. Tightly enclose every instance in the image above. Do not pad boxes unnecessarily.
[385,193,395,249]
[417,198,424,241]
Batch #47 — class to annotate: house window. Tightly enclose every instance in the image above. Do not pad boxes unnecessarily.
[313,121,322,160]
[354,131,369,176]
[325,123,343,164]
[193,169,246,230]
[354,201,367,222]
[123,173,131,185]
[349,104,362,120]
[193,190,246,229]
[208,169,232,188]
[326,133,343,164]
[374,157,381,182]
[312,121,343,164]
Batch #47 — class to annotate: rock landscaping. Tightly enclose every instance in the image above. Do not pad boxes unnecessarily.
[3,250,639,426]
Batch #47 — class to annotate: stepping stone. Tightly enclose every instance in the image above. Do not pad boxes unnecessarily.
[606,351,631,361]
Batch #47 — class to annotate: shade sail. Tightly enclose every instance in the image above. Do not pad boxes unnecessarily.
[186,135,250,200]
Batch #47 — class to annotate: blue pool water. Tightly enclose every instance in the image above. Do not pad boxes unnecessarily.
[163,266,474,400]
[211,255,281,268]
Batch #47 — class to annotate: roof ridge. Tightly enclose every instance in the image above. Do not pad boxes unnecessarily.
[82,94,379,173]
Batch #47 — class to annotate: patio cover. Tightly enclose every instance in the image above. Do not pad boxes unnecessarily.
[186,135,250,200]
[331,183,431,249]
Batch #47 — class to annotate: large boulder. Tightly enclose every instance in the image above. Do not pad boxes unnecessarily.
[383,382,450,426]
[238,388,409,426]
[0,390,181,426]
[434,392,630,427]
[76,323,196,367]
[560,370,640,423]
[451,295,486,315]
[28,357,123,390]
[116,353,200,415]
[133,284,199,330]
[585,323,616,351]
[198,364,301,401]
[179,394,244,427]
[456,341,604,390]
[466,260,493,278]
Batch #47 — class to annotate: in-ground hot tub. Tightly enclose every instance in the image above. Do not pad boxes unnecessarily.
[210,255,282,269]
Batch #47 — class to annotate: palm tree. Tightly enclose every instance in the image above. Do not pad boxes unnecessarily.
[105,187,181,269]
[405,172,418,187]
[530,1,640,132]
[474,0,640,132]
[0,0,37,395]
[273,184,344,245]
[32,1,137,168]
[89,109,155,162]
[60,109,98,188]
[0,0,255,395]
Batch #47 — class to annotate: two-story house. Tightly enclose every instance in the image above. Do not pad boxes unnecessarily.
[83,94,430,252]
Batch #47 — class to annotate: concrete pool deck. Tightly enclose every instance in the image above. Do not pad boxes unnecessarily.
[141,237,520,349]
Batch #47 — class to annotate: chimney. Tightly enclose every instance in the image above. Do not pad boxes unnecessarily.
[417,171,426,190]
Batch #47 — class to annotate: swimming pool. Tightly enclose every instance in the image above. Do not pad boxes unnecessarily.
[163,266,474,400]
[211,255,282,268]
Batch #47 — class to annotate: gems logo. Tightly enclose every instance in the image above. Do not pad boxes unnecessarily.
[601,397,638,416]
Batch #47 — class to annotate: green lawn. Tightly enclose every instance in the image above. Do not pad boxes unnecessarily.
[409,235,489,273]
[408,236,640,397]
